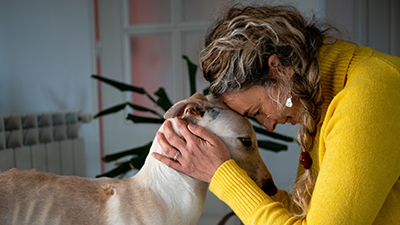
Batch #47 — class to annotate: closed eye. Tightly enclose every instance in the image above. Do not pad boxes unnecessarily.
[238,137,252,147]
[253,111,260,117]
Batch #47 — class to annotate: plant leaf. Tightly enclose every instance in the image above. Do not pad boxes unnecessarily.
[126,114,165,124]
[91,75,147,94]
[126,103,163,118]
[182,55,198,95]
[96,161,131,178]
[258,140,288,152]
[253,126,296,143]
[94,102,128,118]
[102,142,152,163]
[91,75,163,110]
[203,87,210,96]
[94,102,163,118]
[129,154,148,170]
[154,87,173,111]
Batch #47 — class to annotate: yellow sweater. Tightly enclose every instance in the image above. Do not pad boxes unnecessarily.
[209,40,400,224]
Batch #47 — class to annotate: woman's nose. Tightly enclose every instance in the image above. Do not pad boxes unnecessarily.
[257,116,276,132]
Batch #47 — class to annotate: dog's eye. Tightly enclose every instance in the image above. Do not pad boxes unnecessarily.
[238,137,252,147]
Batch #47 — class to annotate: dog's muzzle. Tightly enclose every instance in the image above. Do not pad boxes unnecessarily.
[262,178,278,196]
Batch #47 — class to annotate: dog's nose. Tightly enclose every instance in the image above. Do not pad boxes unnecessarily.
[262,178,278,196]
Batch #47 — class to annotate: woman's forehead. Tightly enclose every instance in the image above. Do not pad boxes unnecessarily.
[222,87,265,115]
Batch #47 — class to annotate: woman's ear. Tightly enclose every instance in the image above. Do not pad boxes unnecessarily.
[268,54,295,79]
[268,54,281,68]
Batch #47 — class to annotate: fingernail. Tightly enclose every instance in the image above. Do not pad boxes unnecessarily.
[188,124,196,131]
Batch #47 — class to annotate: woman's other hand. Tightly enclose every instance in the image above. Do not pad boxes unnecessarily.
[152,117,231,183]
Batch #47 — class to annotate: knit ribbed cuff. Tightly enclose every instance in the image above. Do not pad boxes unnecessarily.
[209,159,272,220]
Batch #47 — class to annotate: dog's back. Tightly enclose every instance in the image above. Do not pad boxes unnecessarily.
[0,168,116,224]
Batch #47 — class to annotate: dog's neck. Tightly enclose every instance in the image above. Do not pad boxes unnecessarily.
[133,120,208,223]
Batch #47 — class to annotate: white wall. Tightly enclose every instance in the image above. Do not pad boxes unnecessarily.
[325,0,354,40]
[0,0,100,178]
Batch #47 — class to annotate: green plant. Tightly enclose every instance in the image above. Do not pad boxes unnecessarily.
[92,56,296,178]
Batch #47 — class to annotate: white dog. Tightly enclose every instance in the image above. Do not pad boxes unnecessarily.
[0,93,277,225]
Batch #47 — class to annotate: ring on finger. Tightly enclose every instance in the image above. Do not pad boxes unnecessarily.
[173,151,180,161]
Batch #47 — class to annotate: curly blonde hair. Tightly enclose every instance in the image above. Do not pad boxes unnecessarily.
[200,4,333,218]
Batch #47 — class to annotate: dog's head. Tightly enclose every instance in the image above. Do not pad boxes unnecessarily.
[164,93,277,196]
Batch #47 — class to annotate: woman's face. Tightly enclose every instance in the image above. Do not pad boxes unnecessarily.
[222,85,302,132]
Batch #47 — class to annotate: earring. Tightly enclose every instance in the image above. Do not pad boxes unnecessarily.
[300,151,313,169]
[285,91,293,108]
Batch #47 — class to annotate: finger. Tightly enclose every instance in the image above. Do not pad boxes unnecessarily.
[173,117,193,139]
[151,152,182,171]
[187,123,221,146]
[173,117,208,148]
[163,120,187,150]
[156,132,179,159]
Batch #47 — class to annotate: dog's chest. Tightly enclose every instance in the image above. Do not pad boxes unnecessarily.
[103,177,206,225]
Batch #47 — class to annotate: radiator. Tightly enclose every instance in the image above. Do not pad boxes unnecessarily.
[0,112,89,177]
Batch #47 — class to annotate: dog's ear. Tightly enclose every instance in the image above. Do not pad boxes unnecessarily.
[164,93,207,119]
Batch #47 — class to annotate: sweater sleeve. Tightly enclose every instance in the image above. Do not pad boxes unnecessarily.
[209,160,303,225]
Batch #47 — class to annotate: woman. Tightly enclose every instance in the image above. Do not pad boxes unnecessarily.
[152,4,400,224]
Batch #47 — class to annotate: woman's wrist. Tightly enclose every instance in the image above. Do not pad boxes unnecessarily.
[210,159,238,188]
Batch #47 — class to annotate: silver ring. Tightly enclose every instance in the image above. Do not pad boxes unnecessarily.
[173,151,180,161]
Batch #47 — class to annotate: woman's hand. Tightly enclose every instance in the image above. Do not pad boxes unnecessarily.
[152,117,231,183]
